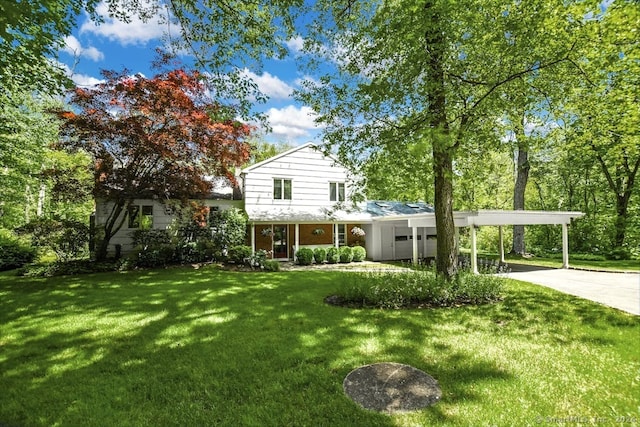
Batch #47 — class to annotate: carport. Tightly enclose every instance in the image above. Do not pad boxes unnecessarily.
[406,210,584,273]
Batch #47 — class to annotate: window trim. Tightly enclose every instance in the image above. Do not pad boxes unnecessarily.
[329,182,346,202]
[273,178,292,200]
[128,204,154,229]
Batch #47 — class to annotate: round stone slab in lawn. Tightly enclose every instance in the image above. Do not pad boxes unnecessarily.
[343,362,442,413]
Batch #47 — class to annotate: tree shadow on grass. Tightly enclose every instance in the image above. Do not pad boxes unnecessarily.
[1,268,637,426]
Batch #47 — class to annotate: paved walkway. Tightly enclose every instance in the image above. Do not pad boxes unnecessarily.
[504,264,640,315]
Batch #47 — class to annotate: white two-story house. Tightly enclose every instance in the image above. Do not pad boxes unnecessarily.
[95,142,583,267]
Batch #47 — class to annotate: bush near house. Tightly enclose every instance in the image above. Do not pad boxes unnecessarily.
[295,248,314,265]
[351,245,366,262]
[227,245,252,265]
[313,247,327,264]
[339,246,353,263]
[326,247,339,264]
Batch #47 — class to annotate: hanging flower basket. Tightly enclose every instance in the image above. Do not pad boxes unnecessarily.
[312,227,325,235]
[261,227,273,237]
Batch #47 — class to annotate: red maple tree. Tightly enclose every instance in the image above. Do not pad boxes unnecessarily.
[56,67,252,260]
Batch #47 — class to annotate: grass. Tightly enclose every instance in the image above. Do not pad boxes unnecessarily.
[462,250,640,272]
[1,266,638,426]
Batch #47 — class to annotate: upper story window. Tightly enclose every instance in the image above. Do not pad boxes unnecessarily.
[128,205,153,229]
[273,178,292,200]
[329,182,345,202]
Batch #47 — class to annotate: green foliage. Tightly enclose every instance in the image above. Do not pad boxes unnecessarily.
[313,247,327,264]
[227,245,252,265]
[131,229,172,247]
[262,260,280,272]
[18,260,120,277]
[295,247,314,265]
[336,269,504,309]
[209,208,248,251]
[14,218,89,261]
[605,248,632,261]
[131,244,175,269]
[0,229,37,271]
[351,245,366,262]
[326,247,339,264]
[338,246,353,263]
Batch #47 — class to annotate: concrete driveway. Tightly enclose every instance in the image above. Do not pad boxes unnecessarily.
[504,264,640,316]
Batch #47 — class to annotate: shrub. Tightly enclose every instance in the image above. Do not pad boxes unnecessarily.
[606,248,632,261]
[296,248,314,265]
[263,260,280,272]
[333,269,504,309]
[0,230,37,271]
[313,247,327,264]
[18,260,120,277]
[227,245,252,265]
[131,229,171,247]
[133,244,175,268]
[339,246,353,263]
[326,247,339,264]
[351,245,366,262]
[209,208,248,251]
[247,249,268,269]
[15,218,89,261]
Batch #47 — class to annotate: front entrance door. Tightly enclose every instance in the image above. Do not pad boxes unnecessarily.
[273,225,288,259]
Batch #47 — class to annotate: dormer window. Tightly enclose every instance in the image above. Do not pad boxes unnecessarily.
[330,182,345,202]
[273,178,292,200]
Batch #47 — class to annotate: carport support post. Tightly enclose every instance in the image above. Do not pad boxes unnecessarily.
[498,226,505,264]
[470,225,478,274]
[412,226,419,265]
[562,223,569,269]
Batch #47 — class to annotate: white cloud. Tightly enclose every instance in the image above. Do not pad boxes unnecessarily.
[285,36,305,55]
[62,35,105,61]
[242,69,294,100]
[72,73,104,87]
[265,105,323,140]
[80,1,166,45]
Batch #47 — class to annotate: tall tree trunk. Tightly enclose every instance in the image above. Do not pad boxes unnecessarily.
[592,142,640,249]
[95,200,128,261]
[425,1,457,278]
[511,114,529,255]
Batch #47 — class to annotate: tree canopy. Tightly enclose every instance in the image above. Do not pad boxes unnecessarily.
[297,0,601,277]
[55,67,253,260]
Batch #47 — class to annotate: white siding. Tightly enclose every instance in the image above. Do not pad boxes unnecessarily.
[242,144,355,213]
[94,198,242,255]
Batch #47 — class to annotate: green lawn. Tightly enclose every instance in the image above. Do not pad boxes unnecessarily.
[1,266,638,426]
[462,250,640,272]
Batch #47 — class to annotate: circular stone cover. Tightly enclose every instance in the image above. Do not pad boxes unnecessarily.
[343,362,442,413]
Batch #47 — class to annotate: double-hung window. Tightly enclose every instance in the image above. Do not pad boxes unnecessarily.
[273,178,292,200]
[128,205,153,229]
[329,182,345,202]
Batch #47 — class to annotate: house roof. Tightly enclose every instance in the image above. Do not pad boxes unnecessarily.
[367,201,434,217]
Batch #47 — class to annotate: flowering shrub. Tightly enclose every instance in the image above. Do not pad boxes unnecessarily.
[350,226,366,237]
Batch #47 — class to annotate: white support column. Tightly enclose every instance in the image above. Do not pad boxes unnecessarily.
[294,223,300,259]
[334,223,339,248]
[470,225,478,274]
[250,224,256,254]
[562,223,569,269]
[412,226,419,265]
[498,225,505,264]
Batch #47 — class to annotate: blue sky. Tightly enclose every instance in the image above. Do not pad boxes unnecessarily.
[58,3,323,146]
